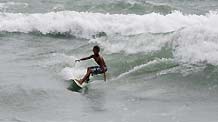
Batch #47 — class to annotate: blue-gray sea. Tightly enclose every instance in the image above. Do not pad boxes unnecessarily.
[1,0,218,122]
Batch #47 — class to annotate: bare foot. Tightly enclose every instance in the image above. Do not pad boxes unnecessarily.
[75,79,82,85]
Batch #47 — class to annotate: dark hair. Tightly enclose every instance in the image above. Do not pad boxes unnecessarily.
[93,45,100,52]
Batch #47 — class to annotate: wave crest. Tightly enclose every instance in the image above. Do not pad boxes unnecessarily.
[0,11,217,38]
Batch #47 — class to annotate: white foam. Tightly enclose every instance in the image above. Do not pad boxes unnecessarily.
[60,57,88,80]
[61,66,86,80]
[173,24,218,65]
[0,11,214,38]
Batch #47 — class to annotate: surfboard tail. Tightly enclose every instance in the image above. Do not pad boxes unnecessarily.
[67,79,87,92]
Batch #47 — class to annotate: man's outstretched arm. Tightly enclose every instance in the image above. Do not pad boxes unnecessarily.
[75,55,93,62]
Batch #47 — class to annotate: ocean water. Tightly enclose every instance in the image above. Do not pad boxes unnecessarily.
[1,0,218,122]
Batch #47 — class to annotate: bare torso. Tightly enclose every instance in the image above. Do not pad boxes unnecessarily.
[92,54,106,67]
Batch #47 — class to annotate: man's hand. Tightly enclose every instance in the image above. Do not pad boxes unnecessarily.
[75,55,93,62]
[75,59,80,62]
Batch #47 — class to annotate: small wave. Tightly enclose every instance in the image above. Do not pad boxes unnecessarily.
[157,64,206,77]
[0,2,28,12]
[89,32,172,54]
[84,0,175,14]
[114,58,175,79]
[142,1,176,14]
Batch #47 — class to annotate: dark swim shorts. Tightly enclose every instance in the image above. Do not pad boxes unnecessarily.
[89,66,107,75]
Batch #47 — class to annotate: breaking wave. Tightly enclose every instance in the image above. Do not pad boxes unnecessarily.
[0,11,217,38]
[1,10,218,70]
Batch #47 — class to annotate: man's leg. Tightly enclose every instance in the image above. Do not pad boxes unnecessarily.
[77,68,92,84]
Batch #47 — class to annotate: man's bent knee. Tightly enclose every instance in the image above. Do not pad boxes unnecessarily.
[87,69,92,73]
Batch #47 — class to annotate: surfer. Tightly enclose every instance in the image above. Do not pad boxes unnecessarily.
[75,45,107,85]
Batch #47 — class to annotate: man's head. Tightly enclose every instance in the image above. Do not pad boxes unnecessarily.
[93,45,100,55]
